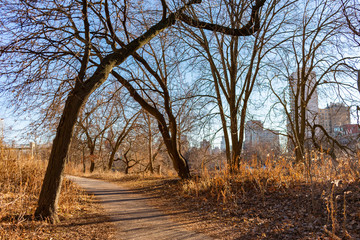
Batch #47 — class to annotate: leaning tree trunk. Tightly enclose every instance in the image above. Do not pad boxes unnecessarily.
[35,52,121,221]
[171,151,190,179]
[113,71,191,179]
[34,86,88,223]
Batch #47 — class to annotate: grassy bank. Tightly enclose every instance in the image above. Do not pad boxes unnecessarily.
[0,147,115,240]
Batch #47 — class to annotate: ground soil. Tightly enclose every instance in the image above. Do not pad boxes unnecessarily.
[0,188,116,240]
[117,177,360,240]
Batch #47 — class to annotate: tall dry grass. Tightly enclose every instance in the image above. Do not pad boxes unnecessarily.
[182,153,359,202]
[180,153,360,238]
[0,143,94,239]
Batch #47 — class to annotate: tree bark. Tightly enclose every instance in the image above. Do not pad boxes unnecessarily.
[108,150,117,170]
[89,157,95,172]
[158,122,190,179]
[88,144,96,173]
[35,85,88,223]
[82,145,86,173]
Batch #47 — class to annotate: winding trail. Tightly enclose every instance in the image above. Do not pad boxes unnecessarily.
[66,175,213,240]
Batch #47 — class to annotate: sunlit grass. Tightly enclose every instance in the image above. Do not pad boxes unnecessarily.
[0,143,104,239]
[181,153,359,203]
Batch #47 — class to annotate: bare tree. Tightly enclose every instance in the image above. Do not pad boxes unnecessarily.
[182,0,291,170]
[0,0,266,221]
[342,0,360,45]
[265,0,358,162]
[77,96,120,172]
[121,142,140,174]
[106,107,140,170]
[142,110,155,173]
[113,27,211,178]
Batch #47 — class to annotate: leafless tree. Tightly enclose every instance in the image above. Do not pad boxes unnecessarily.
[114,27,213,177]
[181,0,292,171]
[121,142,140,174]
[113,121,163,174]
[266,0,357,162]
[0,0,266,221]
[342,0,360,45]
[106,106,140,171]
[142,110,156,173]
[77,96,119,172]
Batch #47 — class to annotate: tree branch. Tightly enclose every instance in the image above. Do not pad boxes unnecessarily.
[179,0,266,36]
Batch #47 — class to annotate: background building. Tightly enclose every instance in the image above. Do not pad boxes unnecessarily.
[318,103,350,134]
[220,136,226,151]
[200,139,211,150]
[244,120,280,152]
[333,124,360,149]
[286,69,356,152]
[288,70,319,140]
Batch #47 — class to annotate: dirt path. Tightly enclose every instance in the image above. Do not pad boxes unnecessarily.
[66,175,213,240]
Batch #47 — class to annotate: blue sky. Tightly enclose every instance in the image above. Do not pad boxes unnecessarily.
[0,98,32,144]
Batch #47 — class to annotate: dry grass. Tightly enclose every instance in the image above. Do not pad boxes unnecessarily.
[0,144,115,240]
[79,153,359,239]
[65,160,171,187]
[182,154,358,199]
[166,154,360,239]
[64,151,360,239]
